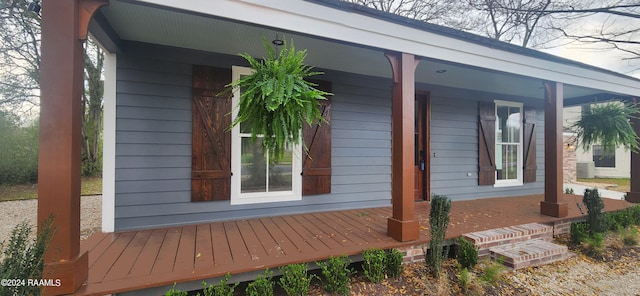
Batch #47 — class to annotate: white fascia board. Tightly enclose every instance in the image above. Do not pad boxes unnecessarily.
[138,0,640,97]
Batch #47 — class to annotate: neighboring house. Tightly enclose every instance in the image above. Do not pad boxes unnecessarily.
[564,105,631,179]
[37,0,640,294]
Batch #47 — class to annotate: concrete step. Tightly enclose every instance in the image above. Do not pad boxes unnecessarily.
[462,223,554,259]
[490,239,570,270]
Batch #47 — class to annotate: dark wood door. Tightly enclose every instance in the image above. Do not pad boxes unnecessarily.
[414,94,430,201]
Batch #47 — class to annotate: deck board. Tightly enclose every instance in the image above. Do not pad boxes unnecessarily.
[128,228,167,277]
[73,194,630,295]
[102,230,151,281]
[194,224,215,271]
[151,228,181,274]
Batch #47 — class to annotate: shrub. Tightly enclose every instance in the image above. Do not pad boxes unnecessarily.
[0,217,54,296]
[583,189,607,233]
[0,113,39,185]
[362,248,386,283]
[385,248,404,278]
[629,206,640,225]
[570,222,589,244]
[164,284,188,296]
[458,267,484,296]
[581,233,605,257]
[427,194,451,278]
[455,237,478,269]
[479,260,505,286]
[202,273,238,296]
[620,227,639,246]
[564,187,575,194]
[606,209,634,231]
[246,269,273,296]
[317,255,354,295]
[278,263,314,296]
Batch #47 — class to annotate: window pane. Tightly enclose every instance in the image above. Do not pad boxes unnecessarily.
[497,144,518,180]
[241,137,266,193]
[496,105,520,143]
[593,145,615,168]
[269,146,293,192]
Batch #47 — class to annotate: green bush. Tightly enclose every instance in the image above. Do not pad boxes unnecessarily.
[0,217,54,296]
[201,273,238,296]
[564,187,575,194]
[479,261,505,286]
[246,269,273,296]
[317,255,354,295]
[164,284,188,296]
[570,222,589,244]
[427,194,451,278]
[455,237,479,269]
[619,227,639,246]
[385,248,404,278]
[362,248,386,283]
[278,263,315,296]
[0,113,38,185]
[606,209,634,231]
[629,206,640,225]
[583,189,607,233]
[582,233,605,257]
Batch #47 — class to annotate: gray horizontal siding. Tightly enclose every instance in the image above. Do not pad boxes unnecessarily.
[113,42,547,231]
[429,92,545,201]
[113,42,392,231]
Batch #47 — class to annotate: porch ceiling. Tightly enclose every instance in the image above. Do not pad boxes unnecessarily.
[94,0,629,102]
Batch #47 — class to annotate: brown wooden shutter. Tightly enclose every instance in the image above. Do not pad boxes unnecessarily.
[302,80,332,196]
[478,101,496,185]
[523,107,537,183]
[191,65,232,201]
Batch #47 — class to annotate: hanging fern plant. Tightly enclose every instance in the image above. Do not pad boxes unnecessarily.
[572,101,640,153]
[227,38,331,160]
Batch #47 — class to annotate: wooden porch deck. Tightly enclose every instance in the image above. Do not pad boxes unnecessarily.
[71,194,628,295]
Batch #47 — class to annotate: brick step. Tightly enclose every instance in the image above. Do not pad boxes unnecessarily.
[462,223,554,259]
[490,239,570,270]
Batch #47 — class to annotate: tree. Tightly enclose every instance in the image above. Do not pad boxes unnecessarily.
[0,0,104,177]
[0,0,41,115]
[82,39,104,176]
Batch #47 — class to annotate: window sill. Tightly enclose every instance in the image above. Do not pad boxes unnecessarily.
[230,192,301,205]
[493,181,523,188]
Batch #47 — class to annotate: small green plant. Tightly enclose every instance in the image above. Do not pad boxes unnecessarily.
[620,226,639,246]
[317,255,354,296]
[165,283,188,296]
[564,187,575,194]
[385,248,404,278]
[278,263,315,296]
[0,217,54,296]
[362,248,386,283]
[606,209,634,231]
[455,237,479,269]
[583,188,607,233]
[570,222,589,244]
[201,273,239,296]
[479,260,505,286]
[427,194,451,278]
[246,269,274,296]
[458,267,484,296]
[629,206,640,225]
[581,232,605,257]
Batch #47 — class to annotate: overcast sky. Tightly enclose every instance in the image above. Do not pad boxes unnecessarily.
[540,13,639,79]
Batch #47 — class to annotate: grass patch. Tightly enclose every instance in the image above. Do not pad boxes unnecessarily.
[0,177,102,202]
[577,178,629,192]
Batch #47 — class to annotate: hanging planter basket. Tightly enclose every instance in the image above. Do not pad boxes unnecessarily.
[572,101,640,153]
[227,38,331,160]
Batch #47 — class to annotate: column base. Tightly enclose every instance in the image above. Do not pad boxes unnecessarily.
[42,251,88,296]
[388,217,419,242]
[626,192,640,203]
[540,201,568,218]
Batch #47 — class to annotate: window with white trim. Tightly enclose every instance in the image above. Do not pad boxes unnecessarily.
[230,66,302,205]
[495,100,523,186]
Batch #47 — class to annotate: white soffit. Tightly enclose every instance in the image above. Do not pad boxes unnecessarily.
[133,0,640,97]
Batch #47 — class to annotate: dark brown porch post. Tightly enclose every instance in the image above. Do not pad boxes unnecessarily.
[540,81,568,217]
[39,0,107,294]
[385,51,420,241]
[627,97,640,203]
